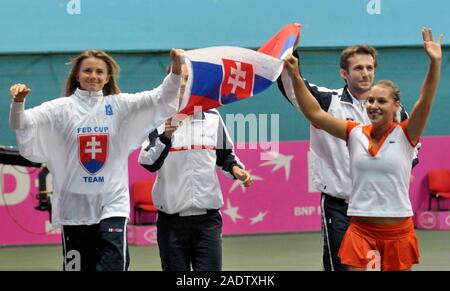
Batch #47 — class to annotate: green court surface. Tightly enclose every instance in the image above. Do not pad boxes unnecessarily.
[0,230,449,271]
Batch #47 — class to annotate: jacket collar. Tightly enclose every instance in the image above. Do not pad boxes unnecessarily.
[74,88,104,102]
[340,86,354,104]
[341,86,367,108]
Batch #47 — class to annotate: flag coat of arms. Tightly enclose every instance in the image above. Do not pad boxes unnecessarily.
[78,134,108,175]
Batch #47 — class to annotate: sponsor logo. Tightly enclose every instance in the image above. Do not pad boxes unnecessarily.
[418,212,437,229]
[108,228,123,233]
[105,104,113,116]
[144,227,158,244]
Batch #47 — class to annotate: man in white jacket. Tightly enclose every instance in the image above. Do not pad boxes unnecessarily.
[139,64,252,271]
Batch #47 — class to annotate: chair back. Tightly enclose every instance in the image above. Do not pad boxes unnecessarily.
[428,169,450,193]
[132,180,155,205]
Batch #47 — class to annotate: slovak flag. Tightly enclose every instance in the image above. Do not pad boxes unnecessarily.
[78,134,108,175]
[267,24,303,110]
[258,23,300,60]
[179,47,283,115]
[179,24,301,115]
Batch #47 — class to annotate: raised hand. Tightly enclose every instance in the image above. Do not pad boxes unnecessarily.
[170,48,185,75]
[10,83,31,102]
[283,53,300,78]
[405,28,443,146]
[422,28,443,62]
[163,118,179,139]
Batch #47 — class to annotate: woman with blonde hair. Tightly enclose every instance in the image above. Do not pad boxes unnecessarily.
[9,48,184,271]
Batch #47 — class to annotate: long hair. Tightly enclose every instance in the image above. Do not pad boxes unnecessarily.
[64,49,120,96]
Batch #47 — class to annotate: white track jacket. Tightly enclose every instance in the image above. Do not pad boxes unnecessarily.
[9,74,181,226]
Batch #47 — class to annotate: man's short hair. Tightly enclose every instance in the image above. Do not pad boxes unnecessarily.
[340,45,378,71]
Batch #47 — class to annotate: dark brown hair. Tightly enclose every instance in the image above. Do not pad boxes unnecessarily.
[372,80,401,101]
[64,49,120,96]
[340,45,378,72]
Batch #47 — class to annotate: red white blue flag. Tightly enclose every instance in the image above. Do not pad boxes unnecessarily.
[258,23,300,59]
[179,24,301,115]
[265,24,304,110]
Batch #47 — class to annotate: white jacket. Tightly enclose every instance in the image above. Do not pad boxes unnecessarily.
[9,74,181,226]
[138,109,244,216]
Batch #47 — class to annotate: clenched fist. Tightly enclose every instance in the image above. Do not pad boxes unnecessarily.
[10,83,31,103]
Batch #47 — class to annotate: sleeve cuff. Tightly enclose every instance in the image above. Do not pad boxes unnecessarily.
[9,101,26,129]
[158,133,172,146]
[229,162,241,179]
[168,73,181,86]
[11,101,25,112]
